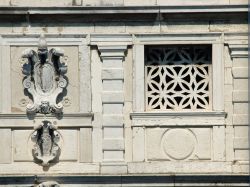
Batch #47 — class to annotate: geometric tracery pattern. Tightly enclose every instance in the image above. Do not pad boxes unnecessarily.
[145,45,212,111]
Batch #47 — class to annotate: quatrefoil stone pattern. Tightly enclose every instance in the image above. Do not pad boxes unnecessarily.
[145,45,212,111]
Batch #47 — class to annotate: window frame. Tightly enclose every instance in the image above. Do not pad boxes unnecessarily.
[133,33,224,113]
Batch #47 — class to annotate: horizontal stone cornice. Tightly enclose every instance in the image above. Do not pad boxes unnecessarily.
[0,5,246,15]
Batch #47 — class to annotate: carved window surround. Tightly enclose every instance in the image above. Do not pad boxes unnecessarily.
[132,33,225,115]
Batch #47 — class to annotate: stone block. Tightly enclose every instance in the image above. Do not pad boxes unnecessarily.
[101,163,127,174]
[232,163,249,174]
[104,127,123,138]
[230,0,247,4]
[103,139,124,150]
[103,80,123,91]
[60,130,78,161]
[80,128,92,163]
[157,0,229,5]
[102,59,123,68]
[103,150,124,161]
[95,22,125,33]
[102,91,124,103]
[126,22,160,33]
[103,104,123,114]
[132,127,145,161]
[233,114,248,125]
[213,126,225,161]
[161,21,209,33]
[234,126,248,138]
[13,130,33,161]
[224,85,233,102]
[103,115,124,127]
[234,150,249,161]
[233,79,248,90]
[234,138,248,149]
[232,67,249,79]
[0,129,12,163]
[0,0,10,5]
[224,46,232,68]
[128,161,231,174]
[233,58,248,68]
[225,68,233,84]
[209,20,247,32]
[233,103,248,115]
[225,101,233,125]
[102,68,124,80]
[233,91,249,102]
[91,48,103,113]
[11,0,73,6]
[124,0,156,5]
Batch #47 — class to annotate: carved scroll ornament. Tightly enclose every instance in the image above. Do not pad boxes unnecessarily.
[37,181,60,187]
[22,35,68,114]
[31,121,60,166]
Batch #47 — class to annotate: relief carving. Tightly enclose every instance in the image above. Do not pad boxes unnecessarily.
[22,34,68,114]
[37,181,60,187]
[31,121,60,166]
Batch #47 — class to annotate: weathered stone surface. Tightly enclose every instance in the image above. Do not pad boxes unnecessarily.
[60,130,78,161]
[161,21,209,33]
[13,130,33,161]
[157,0,229,5]
[128,161,232,174]
[209,20,248,32]
[124,0,156,5]
[11,0,73,6]
[0,129,12,163]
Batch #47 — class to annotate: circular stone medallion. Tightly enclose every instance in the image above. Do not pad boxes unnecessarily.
[162,129,196,160]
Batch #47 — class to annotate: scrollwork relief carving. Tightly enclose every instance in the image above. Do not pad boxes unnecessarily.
[21,34,68,114]
[31,121,60,166]
[37,181,60,187]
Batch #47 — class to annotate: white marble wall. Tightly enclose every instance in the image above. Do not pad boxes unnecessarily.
[0,14,248,178]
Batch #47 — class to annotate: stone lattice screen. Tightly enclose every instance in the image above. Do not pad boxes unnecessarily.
[145,45,212,111]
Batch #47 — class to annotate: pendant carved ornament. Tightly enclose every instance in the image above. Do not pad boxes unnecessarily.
[31,121,60,166]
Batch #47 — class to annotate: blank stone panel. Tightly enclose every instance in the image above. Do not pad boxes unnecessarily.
[146,128,211,161]
[60,130,78,161]
[13,130,33,162]
[0,129,12,163]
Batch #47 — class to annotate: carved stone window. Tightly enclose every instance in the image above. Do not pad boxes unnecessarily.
[145,45,212,111]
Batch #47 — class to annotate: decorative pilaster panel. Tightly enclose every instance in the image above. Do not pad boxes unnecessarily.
[225,33,249,172]
[91,34,132,173]
[99,45,127,162]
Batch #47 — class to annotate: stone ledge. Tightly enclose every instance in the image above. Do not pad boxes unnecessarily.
[130,112,226,127]
[0,5,246,15]
[1,175,248,185]
[0,113,93,127]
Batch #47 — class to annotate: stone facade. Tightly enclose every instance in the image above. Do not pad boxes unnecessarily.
[0,1,248,186]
